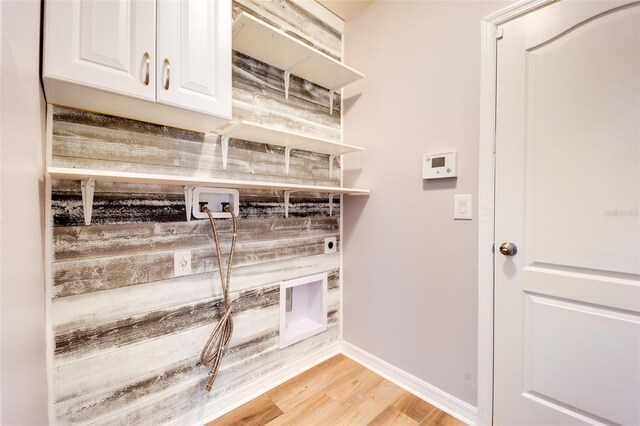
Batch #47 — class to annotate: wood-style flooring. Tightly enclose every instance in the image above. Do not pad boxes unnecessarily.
[206,354,467,426]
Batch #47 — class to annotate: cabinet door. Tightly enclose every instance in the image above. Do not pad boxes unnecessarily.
[44,0,156,101]
[156,0,231,119]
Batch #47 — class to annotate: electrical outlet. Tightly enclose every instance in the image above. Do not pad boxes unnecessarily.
[174,250,192,277]
[325,237,337,254]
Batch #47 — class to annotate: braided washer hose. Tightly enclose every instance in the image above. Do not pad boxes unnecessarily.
[200,205,238,392]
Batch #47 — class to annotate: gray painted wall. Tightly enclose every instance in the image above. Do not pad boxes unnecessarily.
[342,0,510,407]
[0,0,49,424]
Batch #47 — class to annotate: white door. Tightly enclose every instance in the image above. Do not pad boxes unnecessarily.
[494,1,640,425]
[44,0,156,100]
[156,0,231,118]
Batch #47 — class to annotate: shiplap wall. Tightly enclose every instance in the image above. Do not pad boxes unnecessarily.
[49,1,343,424]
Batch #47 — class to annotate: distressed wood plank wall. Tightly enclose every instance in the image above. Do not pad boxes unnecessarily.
[49,1,344,424]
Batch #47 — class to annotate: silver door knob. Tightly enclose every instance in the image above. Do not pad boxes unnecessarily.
[499,242,517,256]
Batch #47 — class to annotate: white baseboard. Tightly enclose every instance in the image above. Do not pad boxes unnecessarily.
[175,340,478,426]
[172,342,341,426]
[341,341,478,426]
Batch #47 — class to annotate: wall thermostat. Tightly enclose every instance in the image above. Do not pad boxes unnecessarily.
[423,151,458,179]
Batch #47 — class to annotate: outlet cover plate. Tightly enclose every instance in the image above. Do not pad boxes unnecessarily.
[174,250,192,277]
[325,237,337,254]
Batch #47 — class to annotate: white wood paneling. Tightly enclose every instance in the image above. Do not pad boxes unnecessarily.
[53,254,339,334]
[47,1,348,422]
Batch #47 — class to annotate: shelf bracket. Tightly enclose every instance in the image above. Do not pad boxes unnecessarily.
[80,177,95,226]
[184,186,193,222]
[328,193,339,217]
[283,57,311,100]
[284,71,291,100]
[284,190,300,218]
[221,135,229,169]
[285,147,292,175]
[232,22,246,38]
[329,155,338,179]
[329,89,336,115]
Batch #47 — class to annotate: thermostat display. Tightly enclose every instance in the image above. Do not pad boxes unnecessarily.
[423,151,458,179]
[432,157,445,168]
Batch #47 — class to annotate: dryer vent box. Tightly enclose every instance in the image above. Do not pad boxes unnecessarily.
[279,272,328,349]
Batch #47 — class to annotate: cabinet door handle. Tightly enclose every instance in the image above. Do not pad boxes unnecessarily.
[163,58,171,90]
[143,52,150,85]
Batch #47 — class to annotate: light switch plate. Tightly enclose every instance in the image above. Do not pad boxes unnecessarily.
[454,194,472,220]
[174,250,192,277]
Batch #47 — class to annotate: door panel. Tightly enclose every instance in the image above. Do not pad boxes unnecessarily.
[45,0,155,100]
[156,0,231,120]
[523,294,640,426]
[526,5,640,275]
[494,2,640,425]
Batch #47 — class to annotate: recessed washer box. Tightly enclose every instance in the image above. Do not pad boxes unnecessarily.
[423,151,458,179]
[279,272,328,349]
[191,187,239,219]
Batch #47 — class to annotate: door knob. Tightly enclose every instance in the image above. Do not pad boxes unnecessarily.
[499,242,517,256]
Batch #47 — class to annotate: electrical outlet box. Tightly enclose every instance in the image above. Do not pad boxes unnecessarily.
[324,237,337,254]
[192,187,239,219]
[174,250,192,277]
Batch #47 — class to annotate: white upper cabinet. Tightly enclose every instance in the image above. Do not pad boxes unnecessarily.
[156,0,231,115]
[43,0,231,132]
[45,0,156,100]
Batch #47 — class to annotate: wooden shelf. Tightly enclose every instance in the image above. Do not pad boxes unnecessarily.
[49,167,368,224]
[217,120,364,175]
[218,121,364,156]
[48,167,369,194]
[232,12,363,111]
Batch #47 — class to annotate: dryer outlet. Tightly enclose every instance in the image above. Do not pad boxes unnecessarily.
[325,237,337,254]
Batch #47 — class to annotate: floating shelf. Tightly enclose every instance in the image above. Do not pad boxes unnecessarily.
[217,121,364,176]
[232,12,364,112]
[48,167,369,223]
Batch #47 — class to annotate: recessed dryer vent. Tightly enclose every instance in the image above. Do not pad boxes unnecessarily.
[279,272,328,349]
[191,187,239,219]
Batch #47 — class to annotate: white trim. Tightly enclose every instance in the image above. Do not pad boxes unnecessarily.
[172,342,341,426]
[477,17,498,426]
[0,1,3,417]
[341,342,478,425]
[477,1,558,425]
[289,0,345,33]
[484,0,557,25]
[338,28,345,342]
[44,105,56,426]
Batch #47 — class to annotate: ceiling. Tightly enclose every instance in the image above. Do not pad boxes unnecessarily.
[315,0,374,21]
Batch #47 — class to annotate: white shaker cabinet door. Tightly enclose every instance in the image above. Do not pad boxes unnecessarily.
[44,0,156,101]
[156,0,231,121]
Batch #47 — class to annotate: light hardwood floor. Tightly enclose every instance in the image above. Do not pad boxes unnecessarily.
[206,354,467,426]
